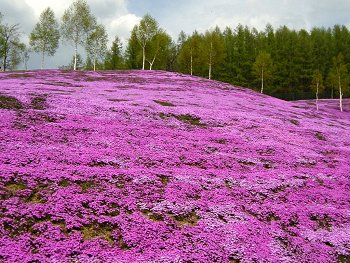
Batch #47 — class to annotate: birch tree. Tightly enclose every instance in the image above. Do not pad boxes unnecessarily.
[328,53,348,112]
[310,70,324,111]
[134,14,159,70]
[30,7,60,69]
[61,0,96,70]
[86,24,108,71]
[0,22,21,71]
[146,30,171,70]
[177,31,201,75]
[202,27,225,79]
[252,52,273,94]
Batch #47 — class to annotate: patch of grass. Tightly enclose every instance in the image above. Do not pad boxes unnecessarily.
[5,181,27,192]
[159,113,206,127]
[157,174,170,185]
[261,159,275,169]
[45,81,73,87]
[31,113,57,123]
[51,219,70,236]
[89,160,120,168]
[75,180,96,192]
[26,192,46,204]
[172,210,200,226]
[154,100,176,107]
[257,147,275,156]
[315,131,326,141]
[215,138,227,144]
[266,213,280,222]
[271,186,287,193]
[79,222,115,245]
[218,214,228,223]
[338,255,350,263]
[237,159,255,166]
[141,209,164,222]
[205,146,218,154]
[229,257,241,263]
[117,235,130,250]
[108,99,129,102]
[289,119,300,126]
[3,214,51,237]
[310,214,332,231]
[13,121,28,129]
[26,182,52,204]
[0,95,23,110]
[106,209,120,217]
[58,179,71,187]
[159,113,167,119]
[31,96,47,110]
[185,160,206,169]
[9,73,32,78]
[175,114,205,127]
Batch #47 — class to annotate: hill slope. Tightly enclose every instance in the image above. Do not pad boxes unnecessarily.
[0,70,349,262]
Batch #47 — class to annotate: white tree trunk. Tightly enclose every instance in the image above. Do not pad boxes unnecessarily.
[190,50,193,76]
[41,51,45,70]
[340,90,343,112]
[338,75,343,112]
[3,40,8,71]
[339,75,343,112]
[74,43,78,71]
[208,42,213,80]
[147,56,156,70]
[2,57,6,71]
[142,45,146,70]
[93,58,96,71]
[261,67,264,94]
[208,63,212,80]
[316,82,319,111]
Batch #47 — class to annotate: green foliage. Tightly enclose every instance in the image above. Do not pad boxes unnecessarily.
[327,54,348,94]
[61,0,96,70]
[125,27,142,69]
[134,14,160,70]
[176,31,201,75]
[311,70,324,110]
[86,24,108,71]
[29,7,60,69]
[59,53,84,70]
[0,19,22,71]
[252,52,273,93]
[105,36,124,70]
[327,53,349,111]
[311,70,324,95]
[201,27,225,79]
[145,30,172,70]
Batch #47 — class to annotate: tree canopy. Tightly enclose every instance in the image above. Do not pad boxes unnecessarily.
[61,0,96,70]
[30,7,60,69]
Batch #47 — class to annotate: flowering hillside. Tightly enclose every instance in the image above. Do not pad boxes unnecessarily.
[0,70,349,263]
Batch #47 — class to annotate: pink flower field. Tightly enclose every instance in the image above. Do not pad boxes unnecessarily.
[0,70,349,263]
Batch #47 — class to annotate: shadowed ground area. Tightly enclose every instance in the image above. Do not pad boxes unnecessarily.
[0,70,349,262]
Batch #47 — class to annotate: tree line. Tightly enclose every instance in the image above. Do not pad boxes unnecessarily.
[0,0,349,107]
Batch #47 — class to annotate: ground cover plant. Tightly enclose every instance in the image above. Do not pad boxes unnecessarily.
[0,70,349,262]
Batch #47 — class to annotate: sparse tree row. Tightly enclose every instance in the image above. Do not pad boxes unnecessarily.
[0,0,349,105]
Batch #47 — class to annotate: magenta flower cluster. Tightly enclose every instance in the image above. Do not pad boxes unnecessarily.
[0,70,349,262]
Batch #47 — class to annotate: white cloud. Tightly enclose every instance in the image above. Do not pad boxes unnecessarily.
[24,0,73,17]
[108,14,141,44]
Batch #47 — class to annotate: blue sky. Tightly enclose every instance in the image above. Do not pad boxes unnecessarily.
[1,0,350,69]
